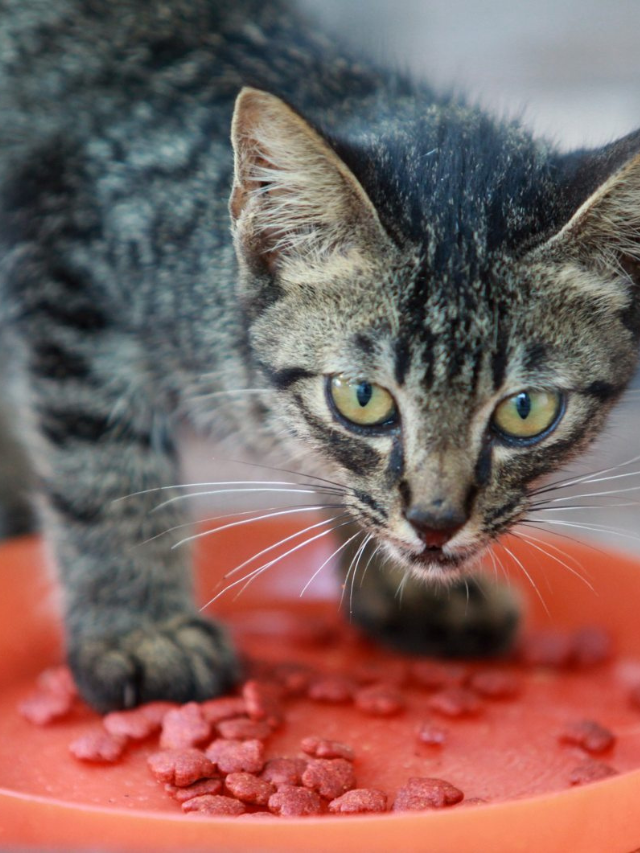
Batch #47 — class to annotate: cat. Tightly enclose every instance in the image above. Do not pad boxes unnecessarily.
[1,0,639,713]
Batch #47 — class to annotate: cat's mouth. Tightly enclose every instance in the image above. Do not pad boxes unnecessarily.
[387,539,479,580]
[407,548,469,572]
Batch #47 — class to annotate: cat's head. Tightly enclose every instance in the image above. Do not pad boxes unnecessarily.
[229,87,640,581]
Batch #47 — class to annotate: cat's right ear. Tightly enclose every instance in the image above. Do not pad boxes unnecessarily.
[536,130,640,304]
[229,87,391,287]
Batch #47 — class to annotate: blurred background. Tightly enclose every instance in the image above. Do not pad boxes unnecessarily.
[300,0,640,150]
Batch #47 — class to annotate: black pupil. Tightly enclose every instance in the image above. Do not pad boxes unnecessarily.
[356,382,373,408]
[515,392,531,420]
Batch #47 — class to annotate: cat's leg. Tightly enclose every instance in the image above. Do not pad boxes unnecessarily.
[11,319,238,712]
[338,532,519,657]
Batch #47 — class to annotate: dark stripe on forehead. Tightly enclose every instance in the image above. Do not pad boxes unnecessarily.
[295,398,382,475]
[393,337,412,386]
[522,342,547,372]
[491,327,509,391]
[420,329,436,387]
[353,333,375,357]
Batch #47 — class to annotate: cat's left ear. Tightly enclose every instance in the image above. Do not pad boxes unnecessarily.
[229,87,391,284]
[540,130,640,292]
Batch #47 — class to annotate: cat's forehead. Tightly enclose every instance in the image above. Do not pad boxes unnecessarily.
[345,100,557,263]
[343,253,545,403]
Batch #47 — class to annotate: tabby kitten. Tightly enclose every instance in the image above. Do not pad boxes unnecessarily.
[1,0,639,712]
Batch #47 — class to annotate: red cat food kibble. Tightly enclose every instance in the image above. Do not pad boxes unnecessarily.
[17,613,635,822]
[19,665,77,725]
[307,674,355,703]
[559,719,616,754]
[328,788,388,814]
[224,771,276,805]
[260,757,308,788]
[569,759,619,786]
[393,777,464,811]
[206,738,265,775]
[200,696,247,724]
[271,662,315,696]
[301,757,356,800]
[137,701,179,727]
[354,682,405,716]
[165,778,223,802]
[242,679,284,728]
[69,731,127,763]
[416,721,448,747]
[19,689,74,726]
[216,716,272,741]
[37,665,78,699]
[300,736,355,761]
[428,686,483,717]
[147,749,216,786]
[159,702,211,750]
[468,669,521,699]
[181,794,246,816]
[103,708,159,741]
[268,785,323,816]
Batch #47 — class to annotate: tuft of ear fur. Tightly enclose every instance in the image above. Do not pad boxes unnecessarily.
[542,145,640,300]
[230,87,389,280]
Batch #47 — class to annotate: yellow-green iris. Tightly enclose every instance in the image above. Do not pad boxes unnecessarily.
[492,389,562,440]
[329,374,397,428]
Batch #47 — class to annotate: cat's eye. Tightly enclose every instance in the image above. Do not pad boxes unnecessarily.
[492,389,563,442]
[328,374,397,430]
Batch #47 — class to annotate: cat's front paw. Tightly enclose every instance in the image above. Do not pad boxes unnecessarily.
[349,569,520,658]
[68,615,239,713]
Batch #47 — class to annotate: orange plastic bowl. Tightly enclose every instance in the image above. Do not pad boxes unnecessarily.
[1,523,640,852]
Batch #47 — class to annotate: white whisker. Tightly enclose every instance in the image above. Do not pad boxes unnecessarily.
[360,542,383,587]
[531,483,640,505]
[299,528,362,597]
[221,512,350,581]
[207,455,346,490]
[498,540,549,616]
[172,504,343,550]
[530,500,639,511]
[155,485,341,513]
[344,533,372,617]
[513,530,594,592]
[525,517,640,546]
[519,520,612,558]
[189,388,273,401]
[530,452,640,497]
[116,478,345,503]
[395,570,410,603]
[135,501,345,547]
[201,518,354,606]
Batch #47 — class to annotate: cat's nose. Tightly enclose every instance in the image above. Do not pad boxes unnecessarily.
[404,505,467,550]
